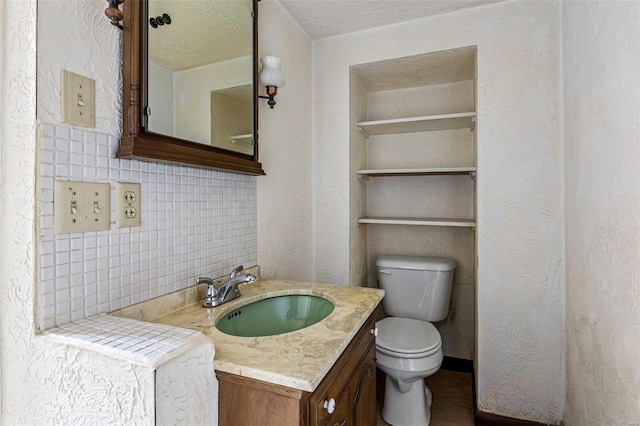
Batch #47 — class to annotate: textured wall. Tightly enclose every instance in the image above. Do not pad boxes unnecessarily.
[0,0,4,414]
[37,0,121,136]
[156,340,217,425]
[563,1,640,424]
[256,0,314,281]
[348,73,369,287]
[313,1,564,422]
[1,0,39,421]
[8,343,156,425]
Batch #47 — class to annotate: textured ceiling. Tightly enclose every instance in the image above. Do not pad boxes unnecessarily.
[147,0,503,71]
[148,0,252,71]
[279,0,506,40]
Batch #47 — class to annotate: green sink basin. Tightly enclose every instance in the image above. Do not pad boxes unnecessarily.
[216,294,335,337]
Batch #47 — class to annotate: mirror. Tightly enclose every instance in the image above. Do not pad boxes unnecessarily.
[146,0,254,155]
[118,0,264,175]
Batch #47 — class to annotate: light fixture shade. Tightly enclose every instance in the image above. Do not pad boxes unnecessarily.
[259,56,286,88]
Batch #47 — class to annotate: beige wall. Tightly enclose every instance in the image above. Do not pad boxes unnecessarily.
[563,1,640,424]
[348,73,369,288]
[210,87,253,154]
[256,0,314,281]
[175,56,252,145]
[313,1,564,422]
[148,61,175,137]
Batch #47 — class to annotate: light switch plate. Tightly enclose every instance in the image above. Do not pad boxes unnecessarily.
[60,69,96,128]
[115,182,142,228]
[54,181,110,234]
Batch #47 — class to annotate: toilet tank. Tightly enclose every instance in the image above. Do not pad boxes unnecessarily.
[376,255,456,322]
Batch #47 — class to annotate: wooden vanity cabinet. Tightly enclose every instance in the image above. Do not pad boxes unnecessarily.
[217,311,378,425]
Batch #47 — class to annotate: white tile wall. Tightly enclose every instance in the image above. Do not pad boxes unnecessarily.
[38,123,258,330]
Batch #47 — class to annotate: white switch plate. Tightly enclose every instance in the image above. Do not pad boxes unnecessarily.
[60,69,96,128]
[54,181,110,234]
[115,182,142,228]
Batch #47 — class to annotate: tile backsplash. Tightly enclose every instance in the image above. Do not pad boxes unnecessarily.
[38,123,257,330]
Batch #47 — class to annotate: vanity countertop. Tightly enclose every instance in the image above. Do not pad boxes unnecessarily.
[152,280,384,392]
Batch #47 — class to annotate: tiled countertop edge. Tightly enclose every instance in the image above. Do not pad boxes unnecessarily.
[41,313,212,369]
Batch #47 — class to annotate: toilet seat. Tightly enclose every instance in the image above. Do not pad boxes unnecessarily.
[376,317,442,359]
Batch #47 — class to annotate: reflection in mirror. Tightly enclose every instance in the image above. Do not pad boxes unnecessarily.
[146,0,254,155]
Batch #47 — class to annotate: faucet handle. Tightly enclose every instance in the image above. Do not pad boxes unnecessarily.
[230,265,244,279]
[201,278,222,308]
[196,276,213,285]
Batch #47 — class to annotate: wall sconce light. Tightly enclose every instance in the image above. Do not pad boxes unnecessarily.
[105,0,125,30]
[258,56,286,109]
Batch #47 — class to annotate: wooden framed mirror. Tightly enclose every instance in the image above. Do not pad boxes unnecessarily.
[118,0,264,176]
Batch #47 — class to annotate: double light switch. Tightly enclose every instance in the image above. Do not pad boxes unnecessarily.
[54,181,110,234]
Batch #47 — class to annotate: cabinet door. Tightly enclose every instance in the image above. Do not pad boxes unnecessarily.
[319,387,351,426]
[350,342,377,425]
[310,311,379,426]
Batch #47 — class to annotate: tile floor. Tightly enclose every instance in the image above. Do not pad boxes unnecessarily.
[377,368,475,426]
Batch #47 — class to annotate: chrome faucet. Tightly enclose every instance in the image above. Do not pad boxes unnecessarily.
[197,266,257,308]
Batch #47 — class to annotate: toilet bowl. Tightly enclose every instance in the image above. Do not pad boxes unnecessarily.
[376,317,443,426]
[374,255,456,426]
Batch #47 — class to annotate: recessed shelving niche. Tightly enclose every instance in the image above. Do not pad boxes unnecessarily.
[350,45,477,361]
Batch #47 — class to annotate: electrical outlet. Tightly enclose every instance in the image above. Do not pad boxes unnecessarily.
[116,182,142,228]
[54,181,110,234]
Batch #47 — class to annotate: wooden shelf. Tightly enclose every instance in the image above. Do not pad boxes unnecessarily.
[230,134,253,145]
[357,112,476,137]
[358,167,476,178]
[357,217,476,227]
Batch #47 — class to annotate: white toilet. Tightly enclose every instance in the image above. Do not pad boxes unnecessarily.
[375,255,456,426]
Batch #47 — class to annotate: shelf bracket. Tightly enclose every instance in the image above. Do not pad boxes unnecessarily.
[357,126,370,139]
[357,173,369,181]
[469,171,476,180]
[469,117,476,132]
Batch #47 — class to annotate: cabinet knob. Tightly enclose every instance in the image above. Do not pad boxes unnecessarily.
[323,398,336,414]
[370,327,378,337]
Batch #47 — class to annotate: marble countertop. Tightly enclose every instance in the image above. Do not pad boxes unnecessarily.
[152,280,384,392]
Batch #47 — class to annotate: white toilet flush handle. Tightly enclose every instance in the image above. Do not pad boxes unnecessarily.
[323,398,336,414]
[378,269,392,275]
[370,327,378,337]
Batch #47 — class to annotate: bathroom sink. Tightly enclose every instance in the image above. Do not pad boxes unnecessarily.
[216,294,335,337]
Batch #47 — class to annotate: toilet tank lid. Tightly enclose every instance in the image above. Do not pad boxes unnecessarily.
[376,255,456,271]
